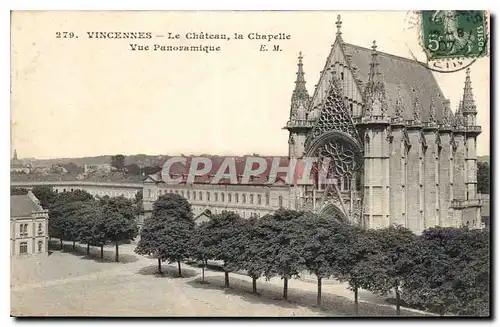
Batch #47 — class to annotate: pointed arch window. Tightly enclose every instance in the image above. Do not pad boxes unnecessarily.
[214,192,218,202]
[365,134,370,155]
[199,191,203,201]
[228,193,232,203]
[257,194,262,205]
[278,196,283,208]
[343,176,351,191]
[242,194,246,204]
[207,192,211,202]
[265,194,270,205]
[221,193,225,202]
[235,193,239,203]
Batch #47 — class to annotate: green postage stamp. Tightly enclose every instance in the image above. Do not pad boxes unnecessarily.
[420,10,488,60]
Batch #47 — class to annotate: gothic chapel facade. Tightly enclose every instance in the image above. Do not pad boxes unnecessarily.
[284,16,482,233]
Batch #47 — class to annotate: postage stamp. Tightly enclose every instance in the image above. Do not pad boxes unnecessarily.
[420,10,488,60]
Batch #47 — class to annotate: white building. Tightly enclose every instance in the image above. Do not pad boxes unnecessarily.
[10,192,49,257]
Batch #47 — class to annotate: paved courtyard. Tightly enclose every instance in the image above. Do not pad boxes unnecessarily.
[11,241,427,317]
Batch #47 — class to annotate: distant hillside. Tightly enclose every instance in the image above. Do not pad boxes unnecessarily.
[26,154,165,168]
[23,153,491,167]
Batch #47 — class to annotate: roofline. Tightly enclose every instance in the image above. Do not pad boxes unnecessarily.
[344,42,428,66]
[344,42,449,108]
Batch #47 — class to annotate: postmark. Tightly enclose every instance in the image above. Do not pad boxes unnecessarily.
[420,10,488,60]
[403,10,489,73]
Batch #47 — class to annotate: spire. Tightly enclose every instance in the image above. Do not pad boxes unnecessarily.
[294,52,307,94]
[368,41,381,81]
[455,100,465,128]
[13,149,18,160]
[428,97,437,125]
[412,89,421,123]
[363,40,388,116]
[393,86,404,122]
[335,14,342,39]
[442,99,452,126]
[290,52,310,120]
[462,67,477,114]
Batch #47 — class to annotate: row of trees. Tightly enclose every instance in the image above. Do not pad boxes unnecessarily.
[31,186,140,262]
[111,154,161,176]
[136,193,490,316]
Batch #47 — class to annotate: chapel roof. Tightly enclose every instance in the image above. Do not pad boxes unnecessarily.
[342,43,447,122]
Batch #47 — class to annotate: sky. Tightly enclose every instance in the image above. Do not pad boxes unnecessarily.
[11,11,490,159]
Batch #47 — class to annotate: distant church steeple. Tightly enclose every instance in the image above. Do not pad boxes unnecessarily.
[13,149,18,160]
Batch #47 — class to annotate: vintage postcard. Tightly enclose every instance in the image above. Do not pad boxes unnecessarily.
[10,10,490,317]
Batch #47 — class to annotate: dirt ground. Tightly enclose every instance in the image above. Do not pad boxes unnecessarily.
[10,241,428,317]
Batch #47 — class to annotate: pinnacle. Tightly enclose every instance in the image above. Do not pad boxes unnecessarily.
[336,14,342,39]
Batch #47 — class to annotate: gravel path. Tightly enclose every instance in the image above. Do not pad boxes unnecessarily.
[10,241,429,317]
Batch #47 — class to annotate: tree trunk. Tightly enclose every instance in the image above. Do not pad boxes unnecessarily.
[177,260,182,277]
[252,276,257,294]
[395,285,401,316]
[283,277,288,300]
[354,283,359,315]
[60,238,63,251]
[100,245,104,261]
[86,243,90,255]
[115,240,119,262]
[158,258,162,274]
[224,271,230,288]
[201,265,205,283]
[317,276,322,306]
[72,240,75,251]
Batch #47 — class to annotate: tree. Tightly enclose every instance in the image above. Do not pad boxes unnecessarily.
[48,190,95,250]
[141,166,162,176]
[135,193,194,276]
[239,216,268,294]
[300,213,341,306]
[404,227,490,316]
[134,190,143,216]
[332,226,378,315]
[477,161,490,194]
[11,187,28,195]
[62,162,84,174]
[32,185,57,209]
[258,209,306,300]
[100,196,139,262]
[75,203,103,255]
[204,211,246,288]
[363,225,418,315]
[189,221,212,283]
[111,154,126,171]
[125,164,141,175]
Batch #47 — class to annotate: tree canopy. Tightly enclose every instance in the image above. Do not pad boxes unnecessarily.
[135,193,194,276]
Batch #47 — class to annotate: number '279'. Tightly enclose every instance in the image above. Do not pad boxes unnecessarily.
[56,32,76,38]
